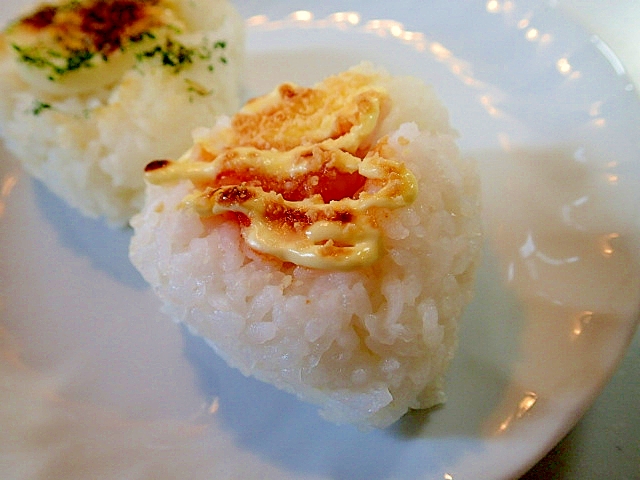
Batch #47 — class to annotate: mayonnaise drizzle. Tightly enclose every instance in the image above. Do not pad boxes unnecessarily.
[145,67,418,270]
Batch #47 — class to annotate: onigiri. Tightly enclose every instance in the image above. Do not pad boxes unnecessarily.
[129,62,482,428]
[0,0,244,226]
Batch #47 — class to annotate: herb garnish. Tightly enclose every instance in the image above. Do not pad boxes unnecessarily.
[136,37,227,73]
[9,0,231,86]
[185,78,212,97]
[9,0,177,81]
[31,100,52,115]
[13,44,97,81]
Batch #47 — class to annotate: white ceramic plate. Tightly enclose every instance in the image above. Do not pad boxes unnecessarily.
[1,1,639,479]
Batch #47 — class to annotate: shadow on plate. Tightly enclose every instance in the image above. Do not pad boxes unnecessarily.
[32,178,147,291]
[178,252,524,478]
[182,323,490,480]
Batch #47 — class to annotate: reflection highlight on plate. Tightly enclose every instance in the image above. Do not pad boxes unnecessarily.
[207,397,220,415]
[599,232,620,258]
[0,172,18,219]
[245,9,482,90]
[496,391,539,434]
[591,35,627,76]
[486,0,635,92]
[244,1,638,139]
[572,311,594,339]
[486,0,553,45]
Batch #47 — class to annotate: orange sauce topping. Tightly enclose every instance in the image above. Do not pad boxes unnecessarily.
[145,67,418,270]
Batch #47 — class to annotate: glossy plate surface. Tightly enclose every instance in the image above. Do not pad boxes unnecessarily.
[1,1,639,479]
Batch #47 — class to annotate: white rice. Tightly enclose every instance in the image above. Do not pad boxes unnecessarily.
[129,65,482,428]
[0,0,244,226]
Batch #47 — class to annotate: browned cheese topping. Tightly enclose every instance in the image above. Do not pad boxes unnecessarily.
[145,68,418,270]
[2,0,223,93]
[19,0,163,55]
